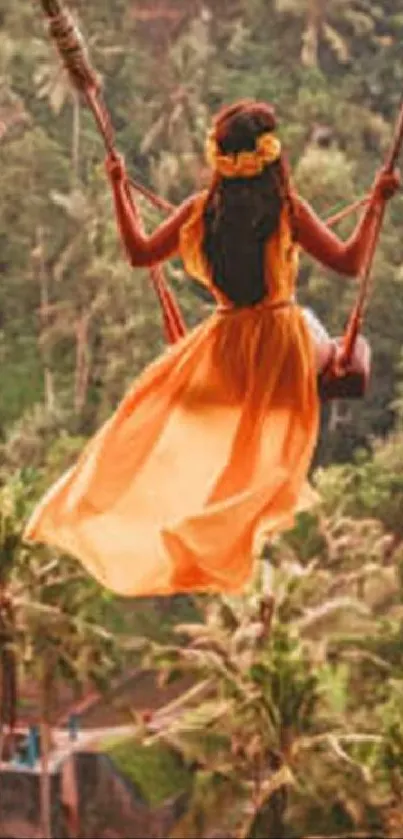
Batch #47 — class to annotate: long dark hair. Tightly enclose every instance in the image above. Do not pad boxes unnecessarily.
[203,100,294,307]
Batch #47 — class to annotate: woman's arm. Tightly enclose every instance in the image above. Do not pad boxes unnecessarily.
[294,168,400,276]
[105,153,196,267]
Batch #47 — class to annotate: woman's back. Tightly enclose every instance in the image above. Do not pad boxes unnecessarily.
[180,194,299,309]
[199,100,295,307]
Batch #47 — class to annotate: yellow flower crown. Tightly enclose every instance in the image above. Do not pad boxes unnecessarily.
[205,130,282,178]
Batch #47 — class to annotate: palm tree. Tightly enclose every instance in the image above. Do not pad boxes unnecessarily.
[130,504,402,837]
[274,0,350,68]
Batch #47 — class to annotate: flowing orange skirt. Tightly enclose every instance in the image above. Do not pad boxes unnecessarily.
[23,300,319,597]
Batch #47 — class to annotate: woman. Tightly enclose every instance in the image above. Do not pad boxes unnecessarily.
[23,100,399,597]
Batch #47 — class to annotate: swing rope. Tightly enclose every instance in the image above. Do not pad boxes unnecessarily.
[38,0,399,364]
[336,103,403,373]
[40,0,186,343]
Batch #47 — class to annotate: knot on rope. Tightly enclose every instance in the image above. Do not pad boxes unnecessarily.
[47,8,100,95]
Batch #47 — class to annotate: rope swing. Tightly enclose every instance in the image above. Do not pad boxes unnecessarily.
[38,0,403,401]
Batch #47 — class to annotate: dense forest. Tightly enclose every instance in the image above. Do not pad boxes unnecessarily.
[1,1,403,837]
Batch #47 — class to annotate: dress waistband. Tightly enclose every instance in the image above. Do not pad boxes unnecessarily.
[216,295,296,315]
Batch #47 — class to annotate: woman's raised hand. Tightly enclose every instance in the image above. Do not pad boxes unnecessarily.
[105,151,127,184]
[372,167,401,203]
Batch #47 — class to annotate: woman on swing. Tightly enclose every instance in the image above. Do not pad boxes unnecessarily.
[24,100,400,597]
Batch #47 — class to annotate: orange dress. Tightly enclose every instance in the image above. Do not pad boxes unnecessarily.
[23,194,319,597]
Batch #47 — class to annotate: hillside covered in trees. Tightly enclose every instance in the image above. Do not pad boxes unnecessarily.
[1,1,403,837]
